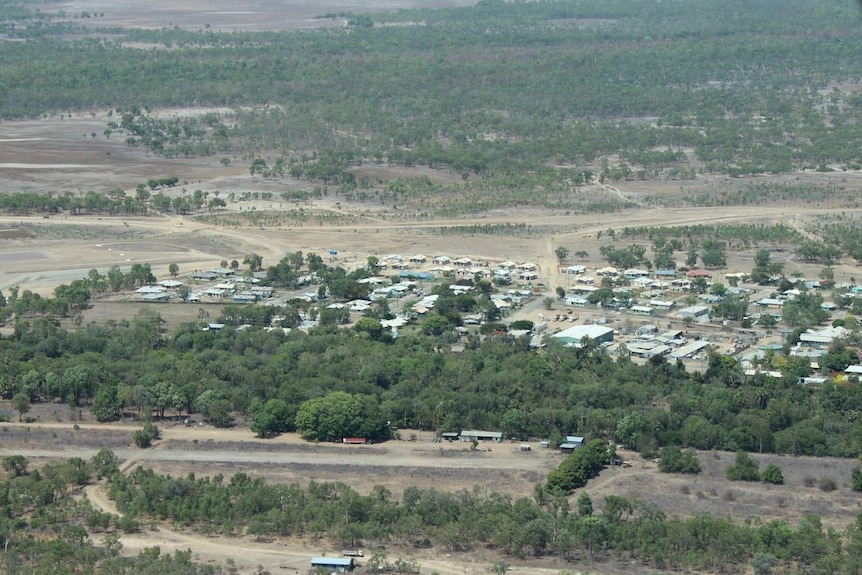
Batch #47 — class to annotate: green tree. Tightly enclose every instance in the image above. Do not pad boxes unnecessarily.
[132,422,160,448]
[12,391,30,422]
[91,448,120,480]
[658,446,701,474]
[251,399,292,438]
[168,262,179,278]
[761,464,785,485]
[852,467,862,491]
[295,391,391,442]
[2,455,28,478]
[555,247,570,263]
[726,451,761,481]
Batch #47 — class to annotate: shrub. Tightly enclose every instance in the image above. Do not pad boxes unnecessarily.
[132,422,160,449]
[761,464,785,485]
[658,446,702,474]
[802,476,816,487]
[818,477,837,492]
[726,451,761,481]
[852,467,862,492]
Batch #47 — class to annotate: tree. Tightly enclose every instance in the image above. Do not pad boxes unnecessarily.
[168,262,179,278]
[295,391,391,442]
[761,464,785,485]
[852,467,862,491]
[133,422,160,448]
[251,399,292,438]
[2,455,28,478]
[12,391,30,422]
[658,446,701,474]
[726,451,761,481]
[243,253,264,272]
[577,492,593,517]
[91,448,120,480]
[555,247,570,263]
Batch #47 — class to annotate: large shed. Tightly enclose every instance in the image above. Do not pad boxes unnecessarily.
[311,557,354,572]
[552,325,614,347]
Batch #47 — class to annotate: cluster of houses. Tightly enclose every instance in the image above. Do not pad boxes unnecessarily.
[134,266,277,304]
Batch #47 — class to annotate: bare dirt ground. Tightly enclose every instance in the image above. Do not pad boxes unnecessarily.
[45,0,478,32]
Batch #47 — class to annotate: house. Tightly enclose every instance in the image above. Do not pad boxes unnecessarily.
[631,305,654,316]
[192,271,218,281]
[159,279,183,289]
[209,267,235,277]
[596,266,618,277]
[203,288,229,298]
[624,268,650,279]
[517,262,537,271]
[565,296,589,307]
[562,265,586,275]
[408,254,427,264]
[670,279,692,291]
[460,430,503,442]
[135,285,166,295]
[799,326,849,348]
[453,257,473,267]
[685,269,712,279]
[311,557,354,573]
[140,292,170,303]
[654,269,677,278]
[518,270,538,281]
[576,275,596,285]
[432,255,451,265]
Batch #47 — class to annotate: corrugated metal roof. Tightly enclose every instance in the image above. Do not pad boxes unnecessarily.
[311,558,353,566]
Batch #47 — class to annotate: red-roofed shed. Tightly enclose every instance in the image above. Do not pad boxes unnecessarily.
[342,437,366,444]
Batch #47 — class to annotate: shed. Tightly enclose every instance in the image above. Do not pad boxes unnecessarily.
[559,436,585,453]
[342,437,366,445]
[311,557,354,572]
[552,325,614,347]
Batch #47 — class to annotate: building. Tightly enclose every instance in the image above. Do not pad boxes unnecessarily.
[559,435,585,453]
[459,430,503,442]
[310,557,354,572]
[677,305,710,320]
[552,325,614,346]
[631,305,654,316]
[670,340,711,359]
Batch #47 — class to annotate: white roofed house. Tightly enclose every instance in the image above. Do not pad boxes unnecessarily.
[408,254,427,264]
[432,255,451,265]
[453,257,473,267]
[799,325,849,348]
